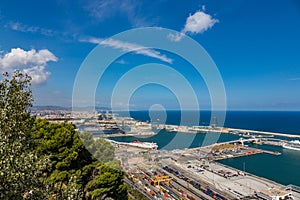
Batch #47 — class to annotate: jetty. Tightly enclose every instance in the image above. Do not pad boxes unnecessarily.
[228,128,300,138]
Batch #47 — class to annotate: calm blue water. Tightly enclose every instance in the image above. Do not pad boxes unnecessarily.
[121,110,300,134]
[109,110,300,186]
[110,130,240,150]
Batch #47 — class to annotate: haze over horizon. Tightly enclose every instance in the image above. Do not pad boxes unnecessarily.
[0,0,300,111]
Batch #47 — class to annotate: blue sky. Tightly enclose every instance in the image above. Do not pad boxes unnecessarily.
[0,0,300,110]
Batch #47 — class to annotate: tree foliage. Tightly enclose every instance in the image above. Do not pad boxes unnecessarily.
[32,120,128,199]
[32,119,93,182]
[80,131,115,163]
[0,71,50,199]
[0,70,129,199]
[86,164,128,200]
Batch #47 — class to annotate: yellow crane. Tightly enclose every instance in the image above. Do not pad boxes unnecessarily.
[150,175,172,186]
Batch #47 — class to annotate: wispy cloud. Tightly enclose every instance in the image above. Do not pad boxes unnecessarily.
[80,36,173,64]
[167,32,185,42]
[115,59,128,64]
[7,21,172,64]
[6,21,57,37]
[168,6,218,42]
[101,38,172,63]
[78,36,103,44]
[0,48,58,84]
[83,0,152,27]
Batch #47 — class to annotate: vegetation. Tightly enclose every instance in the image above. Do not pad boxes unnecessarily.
[128,188,148,200]
[31,119,128,199]
[0,71,50,199]
[0,71,129,199]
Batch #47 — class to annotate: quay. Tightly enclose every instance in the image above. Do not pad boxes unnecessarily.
[187,138,282,161]
[212,148,281,161]
[261,140,284,147]
[228,127,300,138]
[93,131,157,138]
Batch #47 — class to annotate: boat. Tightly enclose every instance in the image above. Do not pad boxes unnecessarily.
[129,141,158,150]
[105,139,158,150]
[282,140,300,151]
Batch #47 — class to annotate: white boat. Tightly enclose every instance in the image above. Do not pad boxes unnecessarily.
[282,140,300,151]
[105,139,158,150]
[128,141,158,150]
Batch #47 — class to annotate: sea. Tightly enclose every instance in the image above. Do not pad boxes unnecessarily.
[107,110,300,187]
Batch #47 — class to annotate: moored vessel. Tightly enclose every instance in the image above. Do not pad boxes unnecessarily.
[282,140,300,151]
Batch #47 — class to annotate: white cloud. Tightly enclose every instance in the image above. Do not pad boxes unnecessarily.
[167,32,184,42]
[23,66,51,85]
[183,11,218,34]
[168,7,218,42]
[0,48,57,69]
[0,48,58,85]
[80,36,173,64]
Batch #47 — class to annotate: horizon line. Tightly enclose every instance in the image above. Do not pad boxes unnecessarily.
[32,105,300,112]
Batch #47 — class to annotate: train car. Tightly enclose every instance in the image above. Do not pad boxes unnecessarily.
[215,193,227,200]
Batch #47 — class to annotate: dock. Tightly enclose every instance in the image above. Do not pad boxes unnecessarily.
[261,140,284,147]
[93,131,157,138]
[212,148,281,161]
[228,128,300,138]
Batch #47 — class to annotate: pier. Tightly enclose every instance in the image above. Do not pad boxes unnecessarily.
[212,149,281,161]
[228,127,300,138]
[187,138,282,161]
[93,131,157,138]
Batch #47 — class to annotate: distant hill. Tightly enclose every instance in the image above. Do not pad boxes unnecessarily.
[32,105,70,110]
[32,105,111,111]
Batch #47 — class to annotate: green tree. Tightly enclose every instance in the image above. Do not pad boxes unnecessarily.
[32,120,128,199]
[85,164,128,200]
[80,132,115,163]
[32,119,92,198]
[0,71,50,199]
